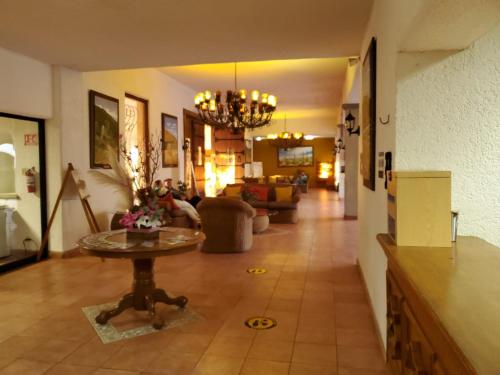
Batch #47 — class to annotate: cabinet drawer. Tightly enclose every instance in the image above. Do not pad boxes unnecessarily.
[401,303,439,375]
[387,271,404,373]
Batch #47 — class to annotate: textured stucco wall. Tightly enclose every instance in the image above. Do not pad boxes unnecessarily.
[396,23,500,247]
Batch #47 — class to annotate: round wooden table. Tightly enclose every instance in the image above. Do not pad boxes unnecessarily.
[78,227,205,329]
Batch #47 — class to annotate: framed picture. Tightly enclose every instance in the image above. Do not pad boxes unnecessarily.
[161,113,178,167]
[124,93,149,160]
[278,146,314,167]
[360,37,377,191]
[89,90,119,169]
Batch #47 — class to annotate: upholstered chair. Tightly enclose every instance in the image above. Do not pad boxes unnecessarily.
[197,197,256,253]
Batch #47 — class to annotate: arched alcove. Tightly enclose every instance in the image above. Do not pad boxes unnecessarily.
[0,132,15,194]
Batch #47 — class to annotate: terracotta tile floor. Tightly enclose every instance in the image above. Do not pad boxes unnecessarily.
[0,189,388,374]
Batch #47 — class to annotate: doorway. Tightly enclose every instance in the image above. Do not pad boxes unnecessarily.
[183,109,207,195]
[0,112,47,272]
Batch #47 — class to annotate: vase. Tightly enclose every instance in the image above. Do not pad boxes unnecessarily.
[126,227,160,241]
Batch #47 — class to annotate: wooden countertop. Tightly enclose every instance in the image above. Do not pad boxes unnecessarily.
[377,234,500,374]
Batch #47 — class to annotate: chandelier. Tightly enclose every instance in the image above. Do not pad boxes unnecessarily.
[267,114,304,148]
[194,63,277,132]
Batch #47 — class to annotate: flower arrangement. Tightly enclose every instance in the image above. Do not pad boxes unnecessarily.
[119,199,164,230]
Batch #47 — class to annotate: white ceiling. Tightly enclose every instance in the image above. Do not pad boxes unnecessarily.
[0,0,373,71]
[161,58,349,137]
[400,0,500,51]
[160,58,348,113]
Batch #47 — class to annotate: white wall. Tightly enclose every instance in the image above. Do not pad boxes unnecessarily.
[396,23,500,247]
[50,67,195,251]
[343,107,359,218]
[357,0,500,350]
[357,0,424,349]
[0,47,52,119]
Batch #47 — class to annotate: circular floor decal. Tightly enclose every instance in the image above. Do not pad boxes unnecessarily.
[244,316,277,330]
[247,268,267,275]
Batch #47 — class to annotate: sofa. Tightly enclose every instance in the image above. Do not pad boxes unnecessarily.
[197,197,255,253]
[267,171,309,193]
[223,183,300,224]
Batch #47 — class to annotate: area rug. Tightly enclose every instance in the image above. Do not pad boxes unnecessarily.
[82,301,202,344]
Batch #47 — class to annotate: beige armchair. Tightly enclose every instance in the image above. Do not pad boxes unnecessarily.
[197,197,256,253]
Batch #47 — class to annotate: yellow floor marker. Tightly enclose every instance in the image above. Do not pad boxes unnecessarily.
[245,317,277,330]
[247,268,267,274]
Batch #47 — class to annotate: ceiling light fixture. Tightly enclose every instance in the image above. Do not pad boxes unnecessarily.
[194,62,277,132]
[267,114,304,148]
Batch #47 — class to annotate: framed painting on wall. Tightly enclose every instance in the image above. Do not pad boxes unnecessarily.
[360,37,377,191]
[124,93,149,160]
[161,113,178,167]
[278,146,314,167]
[89,90,119,169]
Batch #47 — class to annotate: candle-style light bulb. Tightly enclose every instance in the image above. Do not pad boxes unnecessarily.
[209,99,216,112]
[261,93,268,104]
[268,95,277,107]
[251,90,260,102]
[204,90,212,100]
[239,89,247,100]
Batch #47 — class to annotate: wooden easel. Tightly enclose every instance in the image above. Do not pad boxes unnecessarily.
[37,163,100,260]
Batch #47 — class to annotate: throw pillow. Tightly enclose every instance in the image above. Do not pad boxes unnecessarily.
[159,192,180,211]
[247,185,269,201]
[225,186,242,197]
[275,186,293,202]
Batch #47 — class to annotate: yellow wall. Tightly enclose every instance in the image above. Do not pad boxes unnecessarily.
[253,138,336,187]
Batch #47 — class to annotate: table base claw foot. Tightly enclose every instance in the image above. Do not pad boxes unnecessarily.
[94,258,189,329]
[95,293,134,325]
[153,288,188,308]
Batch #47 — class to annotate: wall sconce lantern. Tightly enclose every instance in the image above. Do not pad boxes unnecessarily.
[345,111,360,136]
[334,137,345,154]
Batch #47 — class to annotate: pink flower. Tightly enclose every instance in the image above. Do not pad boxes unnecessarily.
[119,210,144,228]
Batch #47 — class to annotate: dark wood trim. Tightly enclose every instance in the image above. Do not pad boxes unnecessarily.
[342,103,359,110]
[50,247,83,259]
[0,112,48,272]
[161,113,179,168]
[343,215,358,220]
[88,90,119,169]
[362,37,377,191]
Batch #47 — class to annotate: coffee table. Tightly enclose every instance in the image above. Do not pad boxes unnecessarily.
[78,227,205,329]
[252,209,278,233]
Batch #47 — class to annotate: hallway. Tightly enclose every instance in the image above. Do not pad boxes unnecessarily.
[0,189,387,374]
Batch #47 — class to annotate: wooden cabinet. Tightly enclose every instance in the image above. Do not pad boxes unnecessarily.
[387,271,448,375]
[379,234,487,374]
[387,272,404,373]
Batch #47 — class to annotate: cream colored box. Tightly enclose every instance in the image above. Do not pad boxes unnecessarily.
[387,171,451,247]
